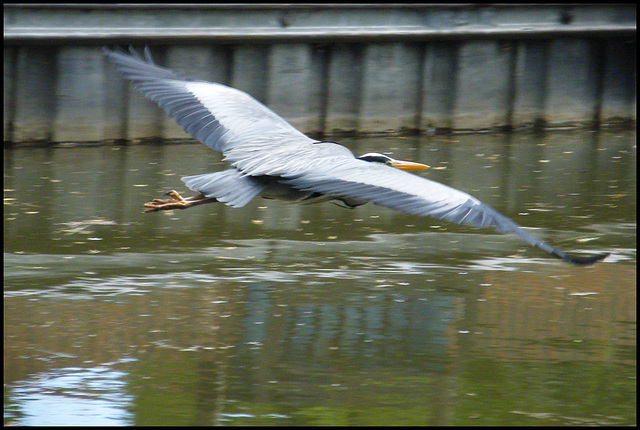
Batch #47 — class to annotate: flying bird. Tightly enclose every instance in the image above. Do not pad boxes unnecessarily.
[104,46,608,265]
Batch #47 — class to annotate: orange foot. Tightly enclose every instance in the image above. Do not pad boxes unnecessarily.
[143,190,189,213]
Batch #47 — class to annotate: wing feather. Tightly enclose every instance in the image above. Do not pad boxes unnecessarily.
[103,47,315,153]
[275,159,564,254]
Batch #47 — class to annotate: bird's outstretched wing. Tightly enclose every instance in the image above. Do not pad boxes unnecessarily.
[102,46,317,153]
[104,47,608,265]
[231,154,607,265]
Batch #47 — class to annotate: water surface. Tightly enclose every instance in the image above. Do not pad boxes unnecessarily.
[4,131,636,425]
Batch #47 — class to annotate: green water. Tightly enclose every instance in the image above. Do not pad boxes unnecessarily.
[4,131,636,425]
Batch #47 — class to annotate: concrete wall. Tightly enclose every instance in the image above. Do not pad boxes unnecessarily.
[4,4,636,144]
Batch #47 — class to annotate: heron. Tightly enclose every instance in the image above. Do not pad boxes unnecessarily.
[103,47,608,265]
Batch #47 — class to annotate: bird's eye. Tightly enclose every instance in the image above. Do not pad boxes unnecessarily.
[358,153,393,164]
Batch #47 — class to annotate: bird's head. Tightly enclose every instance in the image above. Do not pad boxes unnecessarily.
[357,153,430,171]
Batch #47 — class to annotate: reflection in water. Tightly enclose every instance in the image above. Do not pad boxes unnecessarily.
[234,281,454,368]
[4,132,636,425]
[5,361,135,426]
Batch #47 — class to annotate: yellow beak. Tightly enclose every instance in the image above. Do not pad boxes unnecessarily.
[389,160,430,171]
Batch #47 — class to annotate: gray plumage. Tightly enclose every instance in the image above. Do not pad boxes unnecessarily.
[182,169,267,208]
[104,46,608,265]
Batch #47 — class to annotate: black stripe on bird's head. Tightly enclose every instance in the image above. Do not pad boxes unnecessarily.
[358,152,430,171]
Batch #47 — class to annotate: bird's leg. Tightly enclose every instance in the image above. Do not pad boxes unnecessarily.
[143,190,217,212]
